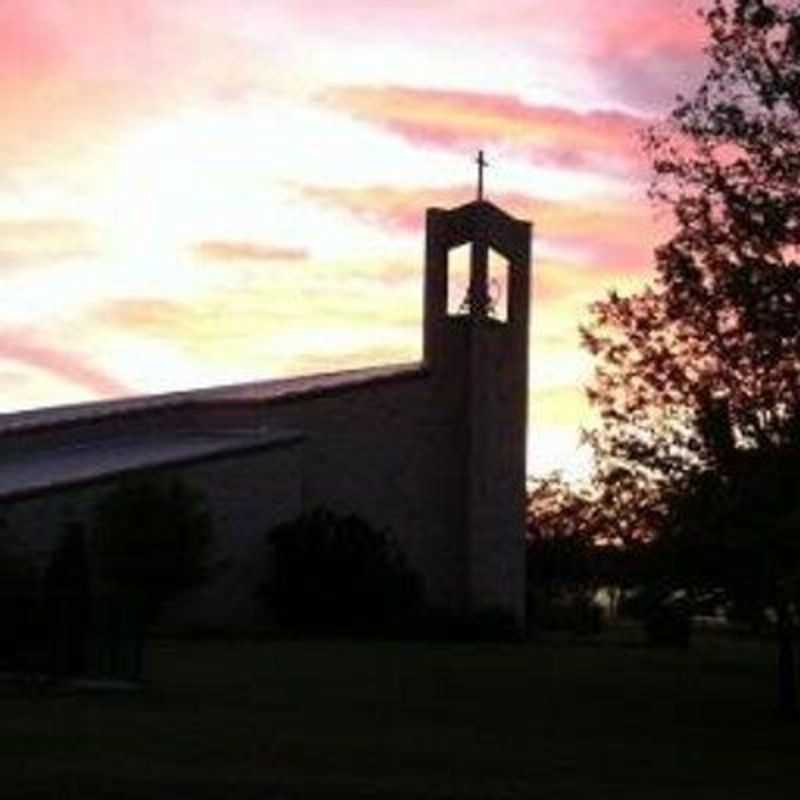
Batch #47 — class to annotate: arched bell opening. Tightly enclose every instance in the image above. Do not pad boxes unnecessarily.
[487,248,509,323]
[447,243,472,317]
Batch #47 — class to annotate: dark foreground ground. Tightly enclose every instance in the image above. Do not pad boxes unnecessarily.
[0,626,796,799]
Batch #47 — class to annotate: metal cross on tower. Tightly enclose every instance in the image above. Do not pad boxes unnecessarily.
[476,150,488,201]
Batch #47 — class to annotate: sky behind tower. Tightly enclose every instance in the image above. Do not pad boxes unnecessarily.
[0,1,709,478]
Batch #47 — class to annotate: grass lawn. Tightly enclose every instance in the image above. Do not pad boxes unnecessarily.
[0,628,796,799]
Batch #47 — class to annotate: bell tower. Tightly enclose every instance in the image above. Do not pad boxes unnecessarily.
[423,179,532,626]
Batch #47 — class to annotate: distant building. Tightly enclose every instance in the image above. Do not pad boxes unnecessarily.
[0,199,532,628]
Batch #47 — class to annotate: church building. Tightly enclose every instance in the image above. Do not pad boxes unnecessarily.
[0,195,532,628]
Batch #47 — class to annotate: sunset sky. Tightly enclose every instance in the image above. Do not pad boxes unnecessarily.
[0,1,709,478]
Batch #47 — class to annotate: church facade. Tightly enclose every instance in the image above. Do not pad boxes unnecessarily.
[0,199,532,628]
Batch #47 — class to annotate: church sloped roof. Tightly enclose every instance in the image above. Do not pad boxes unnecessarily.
[0,362,426,437]
[0,392,192,437]
[0,361,426,500]
[0,427,304,502]
[198,362,425,404]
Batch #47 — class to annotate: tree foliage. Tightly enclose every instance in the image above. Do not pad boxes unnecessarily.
[44,521,93,676]
[582,0,800,707]
[263,508,424,634]
[93,478,213,622]
[526,475,603,594]
[0,517,41,665]
[525,475,618,632]
[585,0,800,488]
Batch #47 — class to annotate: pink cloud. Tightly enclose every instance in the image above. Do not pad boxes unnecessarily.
[320,86,649,176]
[586,3,708,111]
[0,1,296,92]
[0,3,62,77]
[0,329,130,397]
[0,2,165,80]
[296,183,670,274]
[287,1,705,111]
[589,3,704,60]
[294,184,468,234]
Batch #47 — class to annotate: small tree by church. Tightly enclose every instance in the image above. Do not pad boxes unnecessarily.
[44,521,92,677]
[263,508,424,634]
[0,517,42,668]
[92,477,213,624]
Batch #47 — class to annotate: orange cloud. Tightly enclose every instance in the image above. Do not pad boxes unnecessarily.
[192,241,308,264]
[96,299,202,335]
[320,86,649,175]
[0,219,97,271]
[0,328,129,397]
[92,287,421,393]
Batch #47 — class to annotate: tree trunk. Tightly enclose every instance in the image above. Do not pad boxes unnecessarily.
[775,600,798,720]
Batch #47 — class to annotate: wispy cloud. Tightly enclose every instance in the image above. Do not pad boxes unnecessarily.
[88,288,420,397]
[192,240,308,264]
[320,86,649,176]
[280,0,704,112]
[297,183,670,274]
[0,328,129,397]
[0,219,97,271]
[95,298,202,335]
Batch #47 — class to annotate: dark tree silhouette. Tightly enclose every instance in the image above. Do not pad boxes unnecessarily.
[525,475,616,632]
[526,476,601,593]
[93,478,213,624]
[44,522,92,677]
[263,508,424,634]
[0,518,41,668]
[583,0,800,715]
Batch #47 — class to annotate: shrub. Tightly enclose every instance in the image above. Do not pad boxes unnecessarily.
[0,519,42,667]
[644,600,692,648]
[43,521,92,676]
[526,589,604,636]
[93,478,213,623]
[619,584,693,647]
[263,508,424,634]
